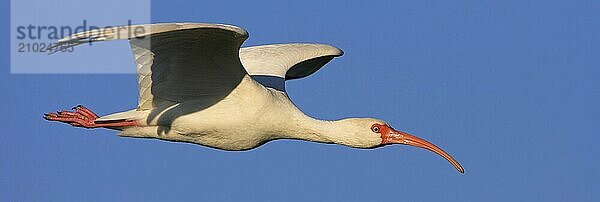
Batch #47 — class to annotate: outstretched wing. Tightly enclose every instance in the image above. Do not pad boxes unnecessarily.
[54,23,249,111]
[239,43,343,91]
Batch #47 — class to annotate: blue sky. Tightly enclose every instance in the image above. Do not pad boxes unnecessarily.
[1,0,598,201]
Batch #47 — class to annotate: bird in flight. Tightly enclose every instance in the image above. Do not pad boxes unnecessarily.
[44,23,464,173]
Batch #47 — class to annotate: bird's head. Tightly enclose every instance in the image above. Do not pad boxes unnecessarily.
[334,118,464,173]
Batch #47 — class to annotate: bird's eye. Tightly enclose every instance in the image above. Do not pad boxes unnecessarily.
[371,126,380,133]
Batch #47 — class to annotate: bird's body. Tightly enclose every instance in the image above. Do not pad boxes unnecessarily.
[45,22,464,173]
[117,75,317,151]
[117,75,279,150]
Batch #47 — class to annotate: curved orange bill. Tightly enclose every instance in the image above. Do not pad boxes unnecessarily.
[382,127,464,173]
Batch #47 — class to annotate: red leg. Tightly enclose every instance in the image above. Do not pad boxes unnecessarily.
[72,105,99,119]
[44,105,137,128]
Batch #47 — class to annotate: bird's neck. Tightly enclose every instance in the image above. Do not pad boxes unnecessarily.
[277,114,336,144]
[266,91,351,145]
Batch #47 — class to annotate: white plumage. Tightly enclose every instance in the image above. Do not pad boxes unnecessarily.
[45,22,464,173]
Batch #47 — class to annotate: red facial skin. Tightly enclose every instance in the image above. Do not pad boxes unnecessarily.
[371,123,464,173]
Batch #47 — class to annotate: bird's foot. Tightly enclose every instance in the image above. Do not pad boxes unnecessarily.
[44,105,137,128]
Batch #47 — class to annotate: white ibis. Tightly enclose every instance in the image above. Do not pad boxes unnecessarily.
[44,23,464,173]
